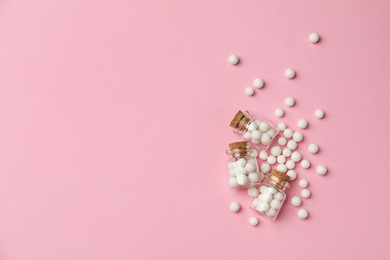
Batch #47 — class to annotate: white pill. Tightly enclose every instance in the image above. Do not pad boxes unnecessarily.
[248,187,260,198]
[297,119,308,129]
[275,192,284,201]
[258,172,265,181]
[291,151,302,162]
[260,163,271,173]
[253,78,265,89]
[293,131,304,142]
[261,193,273,203]
[237,174,249,185]
[277,164,287,173]
[283,128,294,138]
[261,134,271,145]
[286,160,296,169]
[284,68,296,79]
[254,119,262,126]
[229,177,238,188]
[259,122,270,132]
[268,187,277,194]
[298,208,309,219]
[249,149,258,158]
[267,155,276,165]
[278,137,287,146]
[252,138,261,144]
[291,196,302,207]
[275,108,285,118]
[309,32,320,43]
[270,199,281,209]
[282,148,292,157]
[237,158,247,167]
[228,54,239,65]
[308,144,319,154]
[251,130,262,140]
[248,172,260,183]
[249,216,259,226]
[259,151,268,160]
[230,202,241,212]
[287,140,298,150]
[299,179,309,188]
[286,170,297,180]
[301,189,311,198]
[285,97,295,107]
[259,185,268,194]
[271,146,282,156]
[266,208,276,217]
[229,168,236,177]
[243,132,252,140]
[315,109,325,119]
[245,87,255,96]
[252,198,260,208]
[301,160,311,169]
[316,165,328,176]
[245,162,256,172]
[277,155,286,164]
[258,202,270,212]
[277,122,287,131]
[267,129,275,138]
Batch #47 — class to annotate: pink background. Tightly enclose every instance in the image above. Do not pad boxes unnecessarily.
[0,0,389,259]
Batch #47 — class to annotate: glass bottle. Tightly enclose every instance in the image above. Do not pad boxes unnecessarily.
[250,169,290,220]
[229,110,278,151]
[226,141,264,189]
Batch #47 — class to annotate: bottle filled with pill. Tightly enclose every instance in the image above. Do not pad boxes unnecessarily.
[250,169,290,220]
[230,111,278,151]
[226,141,263,189]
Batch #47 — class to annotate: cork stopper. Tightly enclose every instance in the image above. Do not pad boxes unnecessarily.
[227,141,249,157]
[228,141,248,149]
[230,111,250,131]
[269,169,290,188]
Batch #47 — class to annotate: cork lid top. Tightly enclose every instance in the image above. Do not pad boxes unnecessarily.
[228,141,248,149]
[230,111,245,128]
[270,169,290,185]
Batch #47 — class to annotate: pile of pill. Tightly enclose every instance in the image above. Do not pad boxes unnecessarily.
[228,158,263,188]
[251,185,286,219]
[242,120,277,146]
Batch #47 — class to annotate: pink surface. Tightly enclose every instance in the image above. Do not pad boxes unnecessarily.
[0,0,389,259]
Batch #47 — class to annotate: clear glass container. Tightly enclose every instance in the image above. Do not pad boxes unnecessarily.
[250,169,290,220]
[230,110,278,151]
[226,141,264,189]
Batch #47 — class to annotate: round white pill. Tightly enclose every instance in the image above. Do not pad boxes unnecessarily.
[284,68,296,79]
[299,179,309,188]
[316,165,328,176]
[251,130,261,140]
[245,162,256,172]
[277,122,287,131]
[275,108,285,118]
[237,174,249,185]
[266,208,276,218]
[248,172,260,183]
[301,160,311,169]
[249,149,258,158]
[309,32,320,43]
[290,152,301,162]
[282,148,292,157]
[228,54,239,65]
[297,119,308,129]
[274,192,284,201]
[277,164,287,173]
[259,185,268,194]
[267,155,276,165]
[247,122,258,132]
[230,202,241,212]
[261,134,271,145]
[292,131,304,142]
[237,158,247,167]
[301,189,311,198]
[258,172,265,181]
[283,128,294,138]
[245,87,255,96]
[229,177,238,188]
[252,198,259,208]
[248,187,260,198]
[286,160,296,169]
[270,199,281,209]
[253,78,265,89]
[315,109,325,119]
[243,132,252,140]
[260,163,271,173]
[259,151,268,160]
[286,170,297,180]
[287,140,298,150]
[298,208,309,219]
[277,155,286,164]
[258,202,270,212]
[308,144,319,154]
[259,122,270,132]
[268,187,277,194]
[249,216,259,226]
[291,196,302,207]
[285,97,295,107]
[271,146,282,156]
[278,137,287,146]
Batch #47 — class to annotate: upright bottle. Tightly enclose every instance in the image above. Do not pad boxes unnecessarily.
[226,141,264,189]
[229,110,278,151]
[251,169,290,220]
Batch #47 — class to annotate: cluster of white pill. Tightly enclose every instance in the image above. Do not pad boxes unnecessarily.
[228,158,262,188]
[251,185,286,219]
[242,119,277,147]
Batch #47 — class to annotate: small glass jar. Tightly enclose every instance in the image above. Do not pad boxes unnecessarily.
[250,169,290,220]
[229,110,278,151]
[226,141,264,189]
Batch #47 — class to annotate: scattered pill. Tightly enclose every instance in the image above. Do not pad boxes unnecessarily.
[284,68,296,79]
[301,160,311,169]
[270,199,281,209]
[245,87,255,96]
[277,155,286,164]
[286,160,296,169]
[274,192,284,201]
[291,151,302,162]
[248,187,260,198]
[267,155,276,165]
[283,128,294,138]
[277,164,287,173]
[278,137,287,146]
[259,151,268,160]
[282,148,292,157]
[298,208,309,219]
[297,119,308,129]
[309,33,320,43]
[230,202,241,213]
[299,179,309,188]
[271,146,282,156]
[260,163,271,173]
[249,216,259,226]
[287,140,298,150]
[275,108,285,118]
[292,131,304,142]
[308,144,319,154]
[228,54,239,65]
[253,78,265,89]
[315,109,325,119]
[277,122,287,131]
[285,97,296,107]
[291,196,302,207]
[301,189,311,198]
[316,165,328,176]
[286,170,297,180]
